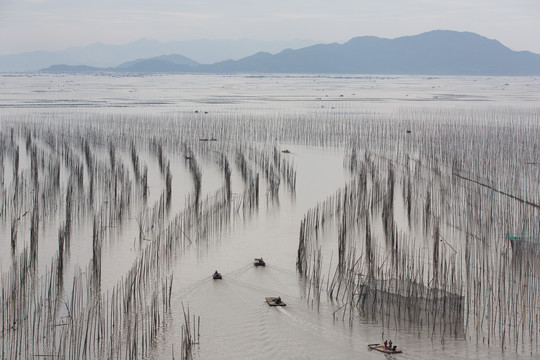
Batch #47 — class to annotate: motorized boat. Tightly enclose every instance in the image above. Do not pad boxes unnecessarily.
[265,297,286,306]
[254,258,266,266]
[367,344,402,354]
[212,272,222,279]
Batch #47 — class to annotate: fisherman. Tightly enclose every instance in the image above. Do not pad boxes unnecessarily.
[388,340,393,350]
[384,340,388,349]
[214,270,218,276]
[275,297,281,304]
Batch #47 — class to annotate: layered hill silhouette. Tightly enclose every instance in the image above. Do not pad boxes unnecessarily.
[41,31,540,76]
[46,53,199,73]
[0,39,316,71]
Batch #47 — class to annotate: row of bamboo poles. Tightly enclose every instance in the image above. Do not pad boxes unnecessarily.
[1,102,538,356]
[297,105,539,352]
[0,113,298,359]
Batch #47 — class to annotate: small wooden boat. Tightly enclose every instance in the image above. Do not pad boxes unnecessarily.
[212,272,222,279]
[265,297,286,306]
[367,344,402,354]
[254,258,265,266]
[282,149,290,154]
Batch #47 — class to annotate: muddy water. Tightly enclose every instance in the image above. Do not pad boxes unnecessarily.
[153,145,521,360]
[156,145,364,360]
[1,73,539,359]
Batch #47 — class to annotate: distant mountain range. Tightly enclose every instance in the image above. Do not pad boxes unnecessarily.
[0,39,316,71]
[45,53,199,73]
[205,31,540,75]
[10,31,540,75]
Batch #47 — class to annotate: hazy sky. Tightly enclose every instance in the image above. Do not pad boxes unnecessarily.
[1,0,539,55]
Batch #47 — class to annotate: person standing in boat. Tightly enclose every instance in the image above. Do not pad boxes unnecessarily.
[388,340,393,350]
[384,340,388,349]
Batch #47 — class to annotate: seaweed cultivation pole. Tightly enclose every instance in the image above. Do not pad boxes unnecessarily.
[1,111,281,358]
[295,105,539,352]
[235,147,259,213]
[248,145,280,201]
[177,304,200,360]
[184,144,202,207]
[298,152,465,334]
[91,216,102,293]
[131,141,148,202]
[1,99,538,357]
[220,153,232,203]
[0,122,175,357]
[150,139,172,208]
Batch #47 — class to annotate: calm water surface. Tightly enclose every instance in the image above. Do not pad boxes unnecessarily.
[1,73,539,359]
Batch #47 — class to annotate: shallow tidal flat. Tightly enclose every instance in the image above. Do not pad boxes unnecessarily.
[0,73,539,359]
